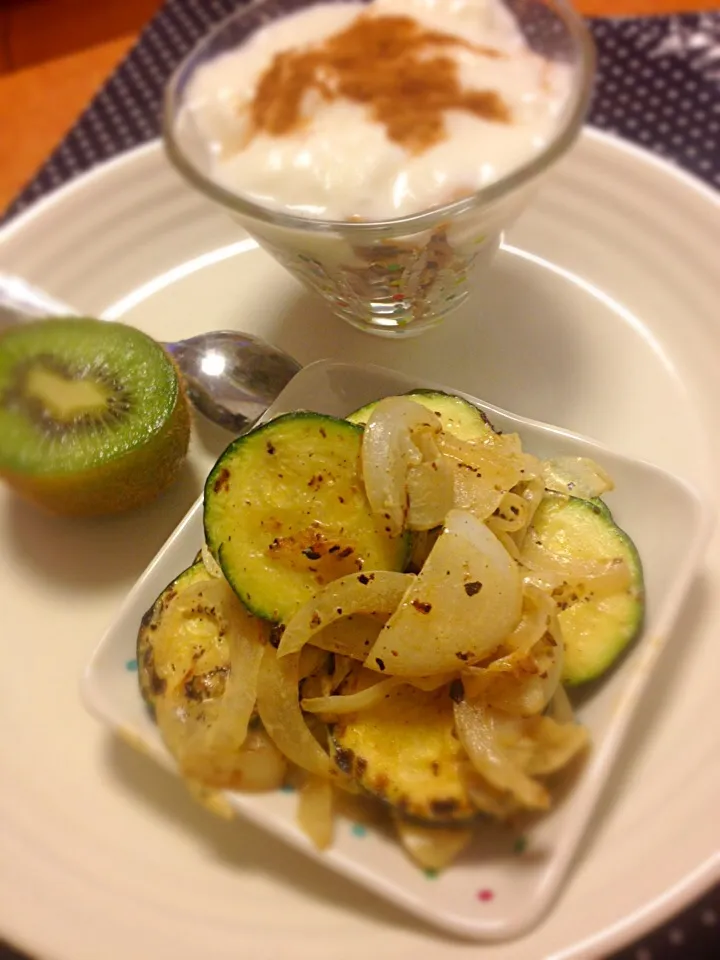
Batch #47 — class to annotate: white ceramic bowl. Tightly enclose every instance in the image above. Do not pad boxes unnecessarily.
[82,359,710,941]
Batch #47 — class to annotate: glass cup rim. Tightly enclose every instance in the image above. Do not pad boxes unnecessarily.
[163,0,596,236]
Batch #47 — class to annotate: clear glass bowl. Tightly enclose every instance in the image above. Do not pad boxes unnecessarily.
[164,0,595,338]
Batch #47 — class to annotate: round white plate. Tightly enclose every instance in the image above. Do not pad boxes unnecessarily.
[1,129,719,960]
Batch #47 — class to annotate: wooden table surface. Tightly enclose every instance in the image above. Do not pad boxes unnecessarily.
[0,0,717,213]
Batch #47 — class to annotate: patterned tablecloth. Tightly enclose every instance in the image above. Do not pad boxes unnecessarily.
[1,2,718,957]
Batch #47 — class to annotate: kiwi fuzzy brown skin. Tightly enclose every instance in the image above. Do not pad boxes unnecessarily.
[0,386,190,516]
[0,321,191,517]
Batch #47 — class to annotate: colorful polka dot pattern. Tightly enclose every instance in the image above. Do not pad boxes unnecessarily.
[0,3,717,956]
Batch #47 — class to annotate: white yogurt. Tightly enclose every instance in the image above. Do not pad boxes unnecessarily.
[185,0,572,221]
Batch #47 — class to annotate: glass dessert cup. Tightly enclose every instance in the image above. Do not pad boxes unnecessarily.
[164,0,595,338]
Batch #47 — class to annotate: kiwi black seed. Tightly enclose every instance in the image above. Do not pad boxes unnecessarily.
[0,317,191,517]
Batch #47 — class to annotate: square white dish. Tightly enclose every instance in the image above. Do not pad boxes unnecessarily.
[82,359,710,941]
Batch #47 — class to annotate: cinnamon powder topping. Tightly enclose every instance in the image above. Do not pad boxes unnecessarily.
[249,14,511,154]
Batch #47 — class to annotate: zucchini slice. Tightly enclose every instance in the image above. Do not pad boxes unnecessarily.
[527,495,644,685]
[332,680,476,824]
[204,413,408,623]
[348,390,495,441]
[137,562,287,791]
[137,560,218,713]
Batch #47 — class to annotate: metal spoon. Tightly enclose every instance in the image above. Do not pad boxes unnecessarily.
[0,272,301,433]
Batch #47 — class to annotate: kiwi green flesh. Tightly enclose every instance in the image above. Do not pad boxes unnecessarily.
[0,318,179,475]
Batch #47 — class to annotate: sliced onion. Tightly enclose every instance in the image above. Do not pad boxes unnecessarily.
[255,645,334,779]
[300,653,354,701]
[301,676,401,715]
[201,543,224,578]
[361,396,453,535]
[457,702,588,790]
[300,676,325,703]
[312,614,386,661]
[509,715,589,776]
[405,459,455,531]
[511,476,545,551]
[407,673,456,691]
[453,700,550,810]
[395,819,473,871]
[228,727,287,792]
[155,579,265,788]
[440,433,523,521]
[526,567,632,614]
[500,583,556,655]
[297,774,334,850]
[300,667,327,702]
[463,630,564,717]
[559,563,632,601]
[362,397,428,536]
[494,528,521,562]
[548,683,575,725]
[522,568,565,592]
[328,653,354,695]
[461,766,520,819]
[542,457,614,499]
[449,429,524,460]
[183,780,234,819]
[520,473,547,506]
[487,492,529,534]
[521,536,631,586]
[277,571,414,659]
[441,429,525,466]
[520,451,544,480]
[406,416,455,529]
[368,510,522,676]
[298,644,328,680]
[449,465,504,521]
[316,666,452,697]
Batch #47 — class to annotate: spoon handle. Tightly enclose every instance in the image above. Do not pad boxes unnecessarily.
[0,273,78,330]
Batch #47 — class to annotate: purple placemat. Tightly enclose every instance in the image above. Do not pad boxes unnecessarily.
[0,2,718,958]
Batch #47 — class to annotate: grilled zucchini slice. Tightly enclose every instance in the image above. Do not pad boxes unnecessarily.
[137,560,218,713]
[137,561,287,791]
[332,680,476,824]
[347,390,495,441]
[527,495,644,685]
[204,413,408,623]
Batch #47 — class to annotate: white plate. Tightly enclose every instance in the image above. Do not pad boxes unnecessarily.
[0,129,719,960]
[82,358,708,941]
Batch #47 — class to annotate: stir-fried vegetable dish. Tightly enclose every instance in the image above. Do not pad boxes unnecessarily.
[137,390,643,870]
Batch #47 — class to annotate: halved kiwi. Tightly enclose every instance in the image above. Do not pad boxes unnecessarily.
[0,317,190,516]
